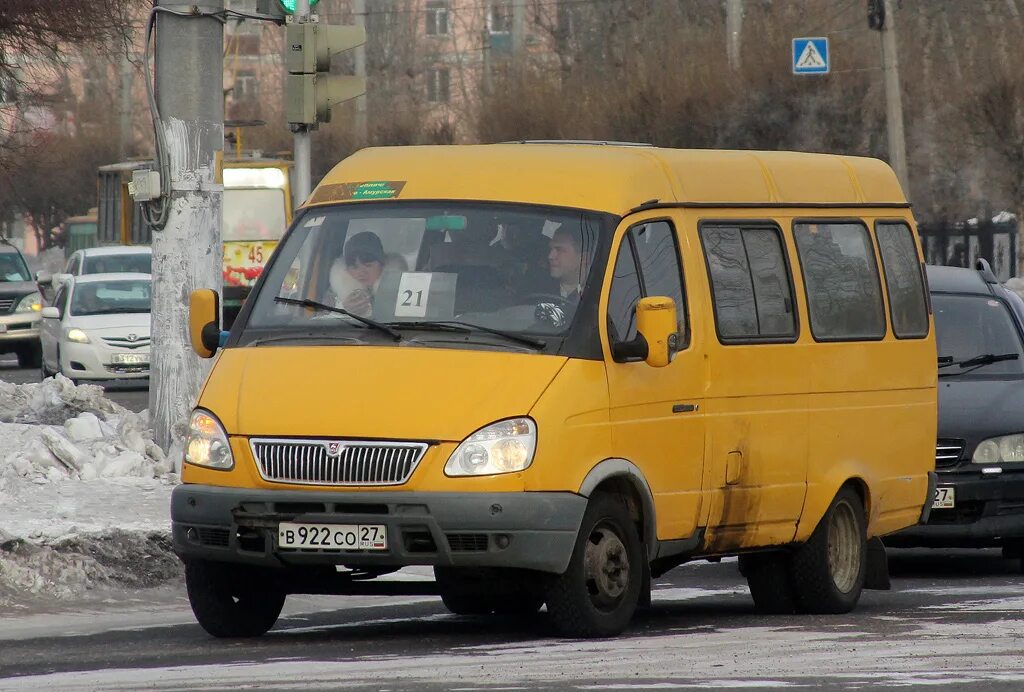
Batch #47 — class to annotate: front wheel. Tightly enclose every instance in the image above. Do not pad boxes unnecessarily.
[16,344,40,368]
[545,492,643,638]
[185,560,286,637]
[790,486,867,614]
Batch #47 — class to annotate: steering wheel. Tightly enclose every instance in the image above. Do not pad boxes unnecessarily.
[524,293,568,308]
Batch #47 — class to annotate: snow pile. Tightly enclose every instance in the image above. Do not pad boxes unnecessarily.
[0,376,180,605]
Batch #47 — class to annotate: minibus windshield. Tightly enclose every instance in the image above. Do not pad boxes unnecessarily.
[243,202,608,346]
[934,294,1024,377]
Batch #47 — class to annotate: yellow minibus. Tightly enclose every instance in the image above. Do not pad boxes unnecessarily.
[175,143,937,638]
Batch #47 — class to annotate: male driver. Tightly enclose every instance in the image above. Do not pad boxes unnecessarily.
[548,227,586,301]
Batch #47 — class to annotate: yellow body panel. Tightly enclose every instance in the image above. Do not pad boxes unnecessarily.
[187,144,935,565]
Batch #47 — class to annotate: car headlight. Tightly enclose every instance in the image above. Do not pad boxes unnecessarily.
[65,327,90,343]
[972,434,1024,464]
[16,292,41,313]
[444,417,536,477]
[184,409,234,470]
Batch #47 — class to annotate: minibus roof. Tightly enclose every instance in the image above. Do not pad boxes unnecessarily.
[309,143,907,214]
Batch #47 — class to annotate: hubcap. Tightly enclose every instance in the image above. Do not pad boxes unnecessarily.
[827,500,861,593]
[583,523,630,610]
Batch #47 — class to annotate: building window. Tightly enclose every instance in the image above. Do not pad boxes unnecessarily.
[488,0,512,33]
[1,74,17,104]
[426,68,450,103]
[425,0,449,36]
[234,70,259,100]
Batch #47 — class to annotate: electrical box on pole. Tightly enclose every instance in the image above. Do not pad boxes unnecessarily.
[286,23,366,127]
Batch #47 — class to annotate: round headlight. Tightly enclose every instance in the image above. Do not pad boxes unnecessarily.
[973,440,1001,464]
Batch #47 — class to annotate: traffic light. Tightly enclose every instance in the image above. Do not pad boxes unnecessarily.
[254,0,321,23]
[285,23,366,127]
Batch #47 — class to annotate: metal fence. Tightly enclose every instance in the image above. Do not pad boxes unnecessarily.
[918,217,1019,281]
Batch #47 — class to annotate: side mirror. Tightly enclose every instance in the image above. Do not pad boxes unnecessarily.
[40,306,60,319]
[51,273,71,290]
[636,296,679,368]
[35,270,51,285]
[189,289,222,358]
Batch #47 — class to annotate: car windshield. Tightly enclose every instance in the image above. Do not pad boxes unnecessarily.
[70,279,152,316]
[83,253,152,274]
[224,188,288,241]
[933,294,1024,376]
[243,202,608,348]
[0,252,30,282]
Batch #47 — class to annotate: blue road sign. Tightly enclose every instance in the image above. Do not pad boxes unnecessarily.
[793,37,829,75]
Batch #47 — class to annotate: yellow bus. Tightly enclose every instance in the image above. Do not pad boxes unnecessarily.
[177,143,937,639]
[96,156,292,324]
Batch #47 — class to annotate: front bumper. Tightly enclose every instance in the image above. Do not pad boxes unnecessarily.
[61,339,150,380]
[886,473,1024,548]
[171,485,588,574]
[0,312,40,348]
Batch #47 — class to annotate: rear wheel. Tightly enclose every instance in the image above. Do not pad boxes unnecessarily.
[185,560,286,638]
[435,567,545,616]
[545,492,643,638]
[790,487,867,614]
[739,551,799,614]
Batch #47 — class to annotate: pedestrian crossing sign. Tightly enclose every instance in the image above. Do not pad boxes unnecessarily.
[792,37,829,75]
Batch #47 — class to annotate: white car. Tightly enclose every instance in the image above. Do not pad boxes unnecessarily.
[39,273,151,383]
[39,246,152,291]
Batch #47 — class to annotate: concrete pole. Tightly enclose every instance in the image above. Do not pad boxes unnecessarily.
[725,0,742,71]
[353,0,367,145]
[880,0,909,196]
[293,0,312,208]
[151,0,224,452]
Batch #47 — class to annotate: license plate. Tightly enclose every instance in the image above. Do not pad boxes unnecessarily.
[111,353,148,365]
[278,522,387,551]
[0,324,6,333]
[933,487,955,509]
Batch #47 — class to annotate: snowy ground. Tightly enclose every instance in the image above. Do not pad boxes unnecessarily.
[0,376,178,608]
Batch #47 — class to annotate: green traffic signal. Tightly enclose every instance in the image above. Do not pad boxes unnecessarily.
[278,0,321,13]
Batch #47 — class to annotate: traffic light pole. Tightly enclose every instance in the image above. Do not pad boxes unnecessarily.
[292,0,312,207]
[150,0,225,453]
[879,0,909,195]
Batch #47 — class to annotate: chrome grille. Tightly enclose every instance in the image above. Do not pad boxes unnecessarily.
[250,438,428,486]
[936,439,965,468]
[0,298,14,314]
[102,336,150,349]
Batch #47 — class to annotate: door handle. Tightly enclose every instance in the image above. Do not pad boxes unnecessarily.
[672,403,698,413]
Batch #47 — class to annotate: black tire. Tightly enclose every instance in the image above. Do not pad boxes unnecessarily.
[739,552,800,614]
[16,344,41,368]
[185,560,286,638]
[790,487,867,614]
[434,567,545,616]
[545,492,643,638]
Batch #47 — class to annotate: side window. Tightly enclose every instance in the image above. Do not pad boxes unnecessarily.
[876,222,929,339]
[631,221,687,339]
[793,221,886,341]
[607,220,687,346]
[701,224,796,341]
[607,239,640,343]
[54,287,68,313]
[65,254,78,275]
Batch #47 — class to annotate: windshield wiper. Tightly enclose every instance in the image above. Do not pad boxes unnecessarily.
[385,320,546,350]
[274,297,401,342]
[938,352,1019,376]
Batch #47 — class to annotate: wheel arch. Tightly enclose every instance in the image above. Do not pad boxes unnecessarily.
[578,458,657,557]
[796,473,873,543]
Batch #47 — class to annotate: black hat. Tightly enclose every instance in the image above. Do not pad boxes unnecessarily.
[344,232,384,264]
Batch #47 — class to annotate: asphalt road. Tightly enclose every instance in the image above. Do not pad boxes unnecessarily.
[0,358,150,412]
[1,550,1023,690]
